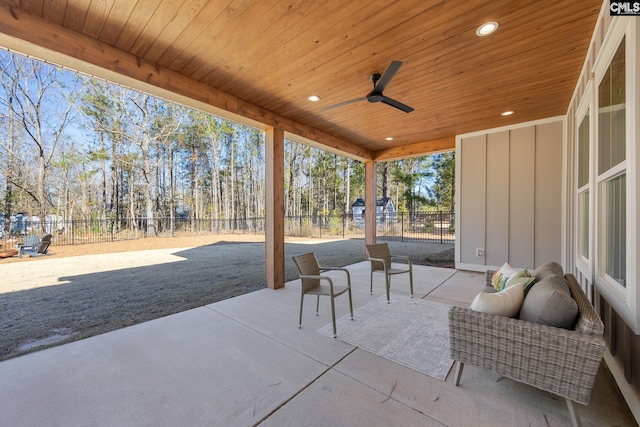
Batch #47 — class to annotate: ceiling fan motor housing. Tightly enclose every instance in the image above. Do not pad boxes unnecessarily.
[368,73,383,102]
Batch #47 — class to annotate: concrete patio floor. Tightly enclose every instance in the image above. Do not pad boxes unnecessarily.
[0,261,636,426]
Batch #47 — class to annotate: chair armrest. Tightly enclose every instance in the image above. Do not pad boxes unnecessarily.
[448,306,605,404]
[299,274,334,287]
[367,256,389,272]
[390,255,412,266]
[318,267,351,285]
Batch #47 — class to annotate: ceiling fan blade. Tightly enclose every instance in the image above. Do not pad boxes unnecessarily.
[321,97,367,112]
[374,60,403,92]
[380,96,414,113]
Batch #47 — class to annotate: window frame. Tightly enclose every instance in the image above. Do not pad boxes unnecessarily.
[575,85,592,274]
[591,18,636,328]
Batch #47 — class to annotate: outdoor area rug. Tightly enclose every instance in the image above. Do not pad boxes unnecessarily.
[317,294,454,381]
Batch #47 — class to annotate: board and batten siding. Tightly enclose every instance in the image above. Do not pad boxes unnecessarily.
[455,118,564,272]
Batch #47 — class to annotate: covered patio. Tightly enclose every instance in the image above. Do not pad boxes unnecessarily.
[1,0,640,425]
[0,260,634,426]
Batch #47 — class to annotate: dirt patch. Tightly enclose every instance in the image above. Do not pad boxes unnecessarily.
[413,247,455,268]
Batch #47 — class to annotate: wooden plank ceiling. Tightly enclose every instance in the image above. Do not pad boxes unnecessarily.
[0,0,602,160]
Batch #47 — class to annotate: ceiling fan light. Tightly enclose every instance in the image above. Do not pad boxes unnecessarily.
[501,110,514,116]
[307,95,321,102]
[385,137,394,141]
[476,22,499,37]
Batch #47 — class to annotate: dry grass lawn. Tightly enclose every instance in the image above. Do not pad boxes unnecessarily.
[2,234,453,361]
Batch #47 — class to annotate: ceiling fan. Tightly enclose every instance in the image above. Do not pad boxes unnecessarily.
[321,60,414,113]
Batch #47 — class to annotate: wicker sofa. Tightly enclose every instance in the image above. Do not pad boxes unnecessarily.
[448,270,605,427]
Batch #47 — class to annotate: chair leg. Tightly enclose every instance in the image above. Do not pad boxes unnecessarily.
[454,361,464,386]
[566,399,582,427]
[386,274,391,303]
[370,270,374,295]
[348,287,354,320]
[299,293,304,329]
[316,295,320,316]
[409,268,414,298]
[330,296,337,338]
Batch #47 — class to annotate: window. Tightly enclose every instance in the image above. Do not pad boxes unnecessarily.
[598,38,626,175]
[578,191,589,259]
[597,37,626,290]
[577,111,590,261]
[578,113,590,188]
[603,174,626,286]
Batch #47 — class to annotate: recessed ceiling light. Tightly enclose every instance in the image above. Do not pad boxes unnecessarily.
[476,21,499,37]
[385,137,394,141]
[501,110,514,116]
[307,95,321,102]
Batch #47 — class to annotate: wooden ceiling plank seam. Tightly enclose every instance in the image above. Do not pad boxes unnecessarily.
[114,0,161,52]
[155,0,230,67]
[129,0,188,58]
[61,0,89,31]
[0,4,373,162]
[201,2,359,91]
[209,0,378,92]
[98,0,139,45]
[187,0,312,82]
[42,0,67,25]
[164,0,243,72]
[142,0,210,63]
[82,0,116,39]
[209,2,378,105]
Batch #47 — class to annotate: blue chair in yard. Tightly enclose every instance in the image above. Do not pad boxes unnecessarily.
[19,234,52,258]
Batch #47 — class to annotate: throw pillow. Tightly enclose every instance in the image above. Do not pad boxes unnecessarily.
[491,263,520,291]
[503,268,534,291]
[519,276,578,329]
[470,282,524,318]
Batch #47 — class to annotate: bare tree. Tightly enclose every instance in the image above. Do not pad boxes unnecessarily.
[0,53,80,233]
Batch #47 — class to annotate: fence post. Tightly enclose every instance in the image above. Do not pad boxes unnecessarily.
[439,211,443,244]
[319,215,322,239]
[342,214,345,238]
[401,212,404,242]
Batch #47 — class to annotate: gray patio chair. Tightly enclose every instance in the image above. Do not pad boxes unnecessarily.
[19,234,52,258]
[292,252,353,338]
[365,243,414,303]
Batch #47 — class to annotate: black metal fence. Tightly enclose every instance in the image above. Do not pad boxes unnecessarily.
[4,212,455,246]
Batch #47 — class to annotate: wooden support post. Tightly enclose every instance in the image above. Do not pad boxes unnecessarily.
[265,127,285,289]
[365,160,377,246]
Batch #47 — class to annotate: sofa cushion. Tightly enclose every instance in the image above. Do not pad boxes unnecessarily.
[519,276,578,329]
[531,261,564,281]
[470,282,524,317]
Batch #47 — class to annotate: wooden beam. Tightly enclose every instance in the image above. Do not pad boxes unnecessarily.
[265,127,285,290]
[364,161,377,246]
[0,4,373,162]
[373,137,455,161]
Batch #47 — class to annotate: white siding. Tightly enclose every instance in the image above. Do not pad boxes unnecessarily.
[456,119,563,271]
